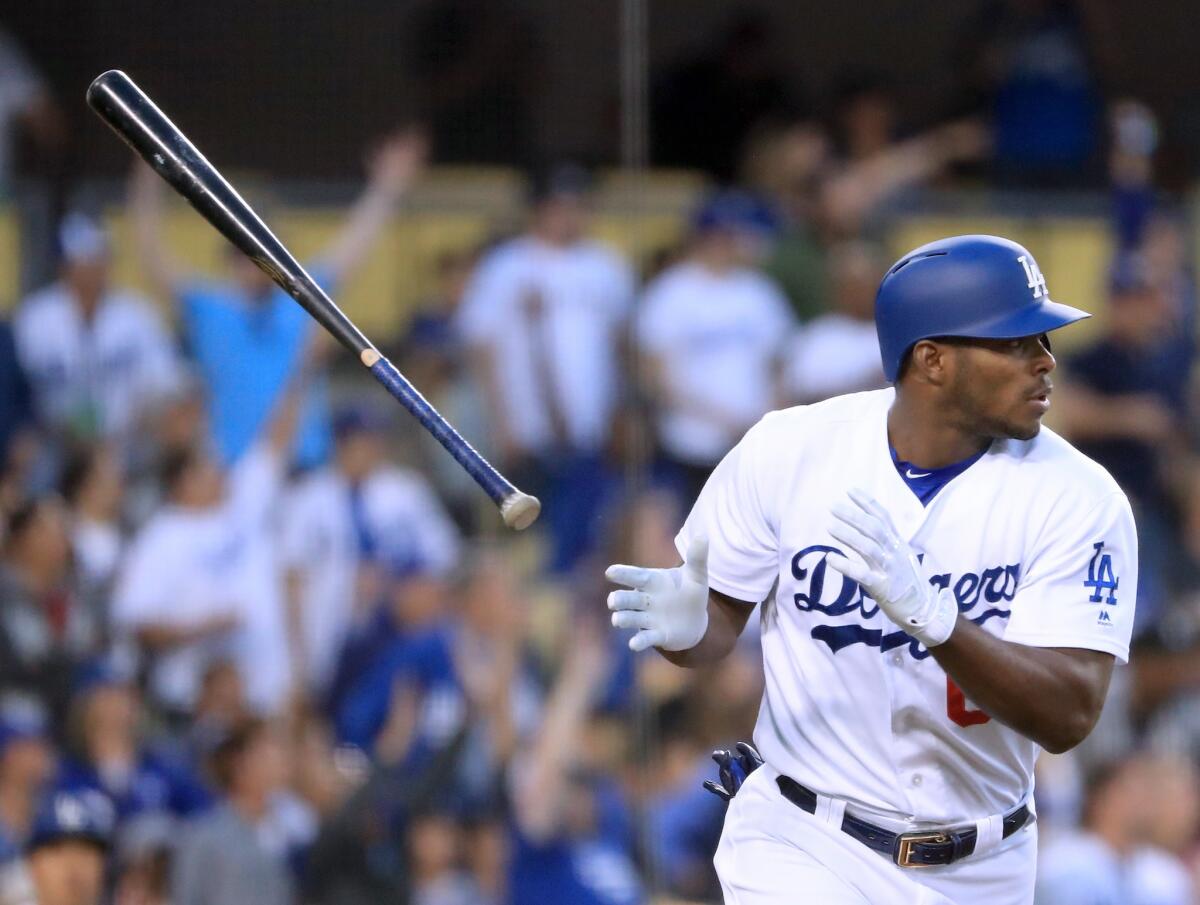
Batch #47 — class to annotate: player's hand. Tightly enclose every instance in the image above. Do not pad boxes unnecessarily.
[606,536,710,652]
[703,741,764,802]
[825,489,958,648]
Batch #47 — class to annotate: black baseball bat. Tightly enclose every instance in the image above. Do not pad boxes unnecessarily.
[86,69,539,530]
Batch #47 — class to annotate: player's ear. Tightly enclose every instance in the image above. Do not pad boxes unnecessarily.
[907,339,949,386]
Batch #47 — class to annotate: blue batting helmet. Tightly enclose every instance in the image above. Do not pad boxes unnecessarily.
[874,235,1089,382]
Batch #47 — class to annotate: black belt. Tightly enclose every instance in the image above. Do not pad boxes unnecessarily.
[775,775,1030,869]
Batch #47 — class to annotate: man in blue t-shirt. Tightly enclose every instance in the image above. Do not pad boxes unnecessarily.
[129,131,427,469]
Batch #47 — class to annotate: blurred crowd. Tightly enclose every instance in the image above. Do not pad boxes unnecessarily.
[0,3,1197,904]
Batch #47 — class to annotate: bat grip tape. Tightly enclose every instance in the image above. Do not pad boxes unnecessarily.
[368,357,514,505]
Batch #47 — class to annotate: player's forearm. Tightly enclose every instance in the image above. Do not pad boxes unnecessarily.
[931,618,1114,753]
[659,590,751,668]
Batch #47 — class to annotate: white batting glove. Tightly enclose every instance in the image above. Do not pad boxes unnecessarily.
[825,489,958,648]
[605,536,711,652]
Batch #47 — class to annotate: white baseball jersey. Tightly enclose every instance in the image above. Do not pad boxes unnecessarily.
[14,282,182,439]
[637,260,794,466]
[677,387,1137,825]
[279,464,461,691]
[113,445,290,715]
[784,312,884,404]
[457,236,634,455]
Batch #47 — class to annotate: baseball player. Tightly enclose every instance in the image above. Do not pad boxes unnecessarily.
[607,235,1137,905]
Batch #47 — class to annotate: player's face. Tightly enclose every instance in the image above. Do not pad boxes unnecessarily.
[943,334,1055,441]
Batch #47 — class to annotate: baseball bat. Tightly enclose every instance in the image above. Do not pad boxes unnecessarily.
[86,69,539,531]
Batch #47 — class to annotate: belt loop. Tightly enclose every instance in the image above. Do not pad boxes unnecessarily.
[814,793,847,828]
[972,813,1004,858]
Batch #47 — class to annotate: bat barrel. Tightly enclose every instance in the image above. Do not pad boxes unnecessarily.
[86,70,373,357]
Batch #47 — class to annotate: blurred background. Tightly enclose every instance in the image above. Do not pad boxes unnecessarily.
[0,1,1196,903]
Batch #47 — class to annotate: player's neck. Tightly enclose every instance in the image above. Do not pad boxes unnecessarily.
[887,393,990,470]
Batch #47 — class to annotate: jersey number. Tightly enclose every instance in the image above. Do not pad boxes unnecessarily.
[946,677,990,727]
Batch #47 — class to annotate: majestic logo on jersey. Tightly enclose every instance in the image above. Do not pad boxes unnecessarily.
[1017,254,1048,299]
[790,545,1020,660]
[1084,541,1119,605]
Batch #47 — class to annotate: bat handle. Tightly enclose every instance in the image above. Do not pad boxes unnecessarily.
[366,354,541,530]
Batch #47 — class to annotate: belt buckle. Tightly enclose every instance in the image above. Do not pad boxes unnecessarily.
[893,830,949,868]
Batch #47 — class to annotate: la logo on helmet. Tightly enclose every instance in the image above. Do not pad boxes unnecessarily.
[1016,255,1048,299]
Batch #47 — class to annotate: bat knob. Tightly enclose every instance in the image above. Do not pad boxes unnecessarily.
[500,492,541,531]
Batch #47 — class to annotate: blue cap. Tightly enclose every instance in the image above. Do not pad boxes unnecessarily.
[0,698,47,754]
[875,234,1090,382]
[73,658,134,697]
[332,405,387,440]
[528,163,593,204]
[1109,252,1154,295]
[27,791,115,852]
[386,549,433,580]
[58,213,110,264]
[692,190,780,238]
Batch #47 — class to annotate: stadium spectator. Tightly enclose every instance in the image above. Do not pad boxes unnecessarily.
[1035,754,1195,905]
[642,714,726,900]
[54,662,210,825]
[129,129,427,469]
[740,117,833,321]
[180,660,250,780]
[447,549,538,813]
[0,789,113,905]
[13,214,183,454]
[324,556,450,725]
[0,700,53,863]
[110,812,174,905]
[954,0,1115,187]
[828,69,900,163]
[333,571,461,763]
[111,358,311,717]
[59,444,123,628]
[784,239,886,403]
[281,404,460,701]
[508,619,641,905]
[171,719,295,905]
[405,804,489,905]
[1055,260,1192,635]
[637,190,794,503]
[817,117,989,239]
[0,496,98,727]
[458,164,634,572]
[0,317,33,503]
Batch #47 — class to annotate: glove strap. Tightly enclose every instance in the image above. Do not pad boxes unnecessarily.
[909,587,958,648]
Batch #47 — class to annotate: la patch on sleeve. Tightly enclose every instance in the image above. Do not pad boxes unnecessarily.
[1084,541,1119,625]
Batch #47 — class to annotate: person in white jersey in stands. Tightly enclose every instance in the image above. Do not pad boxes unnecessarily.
[636,190,795,504]
[279,404,460,703]
[112,343,320,719]
[784,239,887,404]
[14,214,182,454]
[457,164,634,573]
